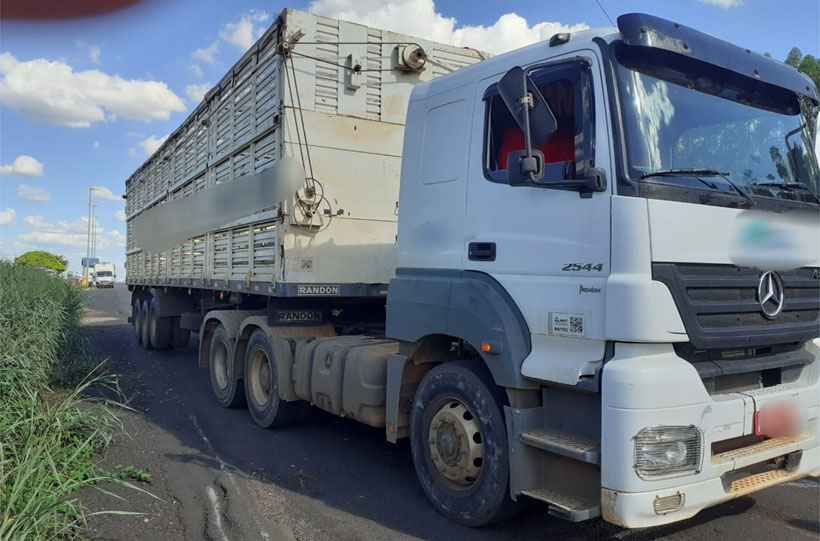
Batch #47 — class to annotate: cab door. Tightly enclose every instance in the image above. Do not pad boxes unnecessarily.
[463,51,613,385]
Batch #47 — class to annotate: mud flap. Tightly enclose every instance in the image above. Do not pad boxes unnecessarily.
[385,353,409,443]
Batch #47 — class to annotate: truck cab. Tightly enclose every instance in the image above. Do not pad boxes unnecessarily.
[93,262,116,288]
[389,12,820,528]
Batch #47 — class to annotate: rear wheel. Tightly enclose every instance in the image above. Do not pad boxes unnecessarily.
[244,330,307,428]
[148,298,171,350]
[133,299,144,345]
[139,299,153,350]
[410,361,516,527]
[208,325,245,408]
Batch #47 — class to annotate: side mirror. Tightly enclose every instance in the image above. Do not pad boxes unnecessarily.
[497,66,557,149]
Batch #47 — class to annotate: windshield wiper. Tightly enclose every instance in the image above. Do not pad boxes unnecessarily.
[640,169,756,207]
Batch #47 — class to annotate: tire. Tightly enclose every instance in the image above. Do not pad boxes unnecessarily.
[410,361,516,527]
[148,298,171,350]
[140,299,153,350]
[244,329,307,428]
[133,299,143,345]
[171,317,191,350]
[208,325,245,408]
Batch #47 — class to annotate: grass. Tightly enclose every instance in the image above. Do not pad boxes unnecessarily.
[0,262,126,539]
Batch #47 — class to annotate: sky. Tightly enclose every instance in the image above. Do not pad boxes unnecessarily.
[1,0,818,276]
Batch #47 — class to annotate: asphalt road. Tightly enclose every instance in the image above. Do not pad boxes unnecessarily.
[79,284,819,541]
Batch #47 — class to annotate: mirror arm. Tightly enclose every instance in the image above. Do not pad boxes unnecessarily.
[520,92,536,182]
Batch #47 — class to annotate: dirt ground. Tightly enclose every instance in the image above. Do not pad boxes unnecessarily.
[78,284,820,541]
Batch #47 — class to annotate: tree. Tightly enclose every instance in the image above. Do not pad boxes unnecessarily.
[797,54,820,90]
[784,47,820,90]
[15,250,68,273]
[786,47,803,68]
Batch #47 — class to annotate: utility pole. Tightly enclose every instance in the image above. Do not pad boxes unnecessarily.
[84,186,101,287]
[84,188,93,285]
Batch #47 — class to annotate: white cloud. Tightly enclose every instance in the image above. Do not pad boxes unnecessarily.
[137,134,168,157]
[220,10,270,50]
[18,215,118,249]
[190,10,271,71]
[114,209,127,222]
[698,0,743,7]
[24,215,49,227]
[309,0,588,54]
[109,229,127,247]
[17,184,51,202]
[0,154,44,176]
[0,208,15,225]
[186,83,210,104]
[89,45,101,65]
[91,185,122,202]
[192,41,220,64]
[0,52,186,128]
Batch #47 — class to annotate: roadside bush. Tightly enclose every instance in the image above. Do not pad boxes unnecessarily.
[0,262,120,539]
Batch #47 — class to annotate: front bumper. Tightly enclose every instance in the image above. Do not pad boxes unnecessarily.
[601,340,820,528]
[602,439,819,528]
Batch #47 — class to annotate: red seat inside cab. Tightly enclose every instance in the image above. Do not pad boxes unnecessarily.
[496,79,576,170]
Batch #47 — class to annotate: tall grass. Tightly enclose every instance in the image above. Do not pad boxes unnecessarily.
[0,262,120,539]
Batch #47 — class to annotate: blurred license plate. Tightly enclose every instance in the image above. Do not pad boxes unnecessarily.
[754,402,800,438]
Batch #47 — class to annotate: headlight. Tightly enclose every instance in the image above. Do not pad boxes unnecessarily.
[634,426,702,479]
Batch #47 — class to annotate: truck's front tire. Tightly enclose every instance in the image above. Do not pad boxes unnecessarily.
[410,361,515,527]
[208,325,245,408]
[244,330,307,428]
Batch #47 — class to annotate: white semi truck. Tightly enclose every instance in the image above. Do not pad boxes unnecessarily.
[125,9,820,528]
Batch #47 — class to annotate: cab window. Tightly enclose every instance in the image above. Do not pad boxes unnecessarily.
[483,61,595,184]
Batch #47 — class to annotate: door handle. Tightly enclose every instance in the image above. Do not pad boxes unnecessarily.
[468,242,496,262]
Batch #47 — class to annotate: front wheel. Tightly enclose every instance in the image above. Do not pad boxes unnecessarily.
[410,361,515,527]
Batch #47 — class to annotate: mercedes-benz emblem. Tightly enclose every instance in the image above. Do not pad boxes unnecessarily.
[757,271,785,319]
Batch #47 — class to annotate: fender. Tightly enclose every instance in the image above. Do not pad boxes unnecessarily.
[386,268,537,389]
[198,310,264,369]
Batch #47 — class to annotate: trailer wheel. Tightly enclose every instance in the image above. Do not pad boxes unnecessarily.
[140,299,153,350]
[208,325,245,408]
[133,299,143,345]
[244,330,307,428]
[410,361,515,527]
[171,317,190,349]
[148,298,171,350]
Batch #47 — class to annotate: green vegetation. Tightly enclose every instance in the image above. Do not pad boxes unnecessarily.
[785,47,820,90]
[114,465,152,484]
[0,262,120,539]
[14,250,68,274]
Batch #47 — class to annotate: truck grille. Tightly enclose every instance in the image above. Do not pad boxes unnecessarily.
[653,263,820,350]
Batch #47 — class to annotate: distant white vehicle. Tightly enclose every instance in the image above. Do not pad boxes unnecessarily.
[92,262,116,288]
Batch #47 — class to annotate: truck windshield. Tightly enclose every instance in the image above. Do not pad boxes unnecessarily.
[96,271,112,277]
[612,42,820,209]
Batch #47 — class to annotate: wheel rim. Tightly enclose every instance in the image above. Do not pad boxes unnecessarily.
[212,341,229,390]
[248,349,272,408]
[428,398,484,488]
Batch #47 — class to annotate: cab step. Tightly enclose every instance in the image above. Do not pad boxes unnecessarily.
[522,488,600,522]
[520,429,600,464]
